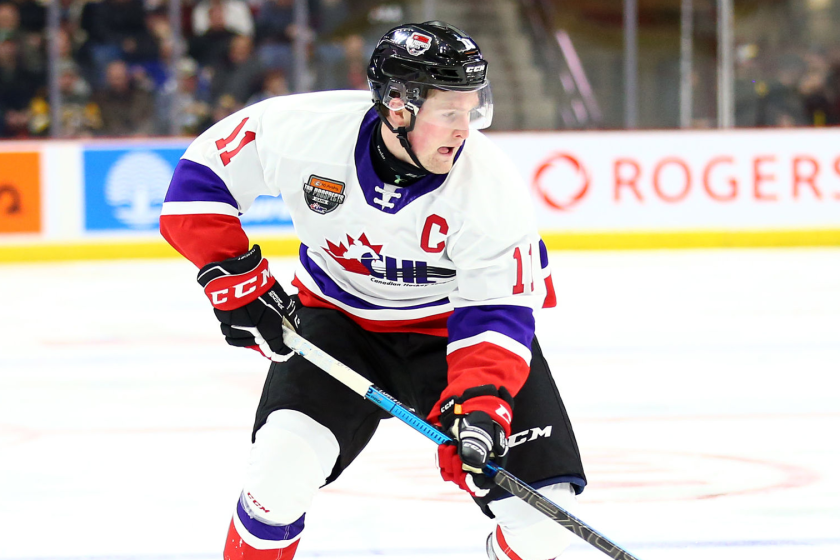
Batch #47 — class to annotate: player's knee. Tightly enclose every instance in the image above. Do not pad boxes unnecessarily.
[241,410,340,524]
[487,482,577,560]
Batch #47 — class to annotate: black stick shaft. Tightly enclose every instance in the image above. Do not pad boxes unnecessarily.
[493,469,642,560]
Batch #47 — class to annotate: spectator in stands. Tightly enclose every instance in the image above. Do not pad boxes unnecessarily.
[0,2,19,42]
[210,91,237,123]
[79,0,151,84]
[246,67,288,105]
[29,59,102,137]
[91,59,155,136]
[313,0,348,38]
[56,26,76,66]
[824,57,840,125]
[341,33,368,90]
[794,48,838,126]
[57,60,101,136]
[126,7,172,89]
[0,1,42,74]
[748,51,808,127]
[254,0,295,71]
[0,37,39,138]
[6,0,44,34]
[799,68,834,126]
[210,34,262,105]
[156,56,212,136]
[58,0,86,47]
[120,11,161,67]
[189,3,236,68]
[310,0,352,91]
[255,0,294,43]
[315,32,368,91]
[192,0,254,37]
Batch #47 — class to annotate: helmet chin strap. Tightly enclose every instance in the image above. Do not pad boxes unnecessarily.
[378,108,431,174]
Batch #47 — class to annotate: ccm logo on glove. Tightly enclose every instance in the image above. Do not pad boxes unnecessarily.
[203,259,273,309]
[197,245,301,362]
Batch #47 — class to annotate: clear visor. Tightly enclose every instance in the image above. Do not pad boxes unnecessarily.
[383,81,494,130]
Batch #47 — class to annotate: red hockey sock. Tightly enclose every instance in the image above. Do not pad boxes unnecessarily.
[224,518,300,560]
[492,526,526,560]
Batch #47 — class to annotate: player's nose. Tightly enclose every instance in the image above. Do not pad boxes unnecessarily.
[454,127,469,140]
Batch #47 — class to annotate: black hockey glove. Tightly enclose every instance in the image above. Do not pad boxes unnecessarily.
[197,245,300,362]
[435,385,514,497]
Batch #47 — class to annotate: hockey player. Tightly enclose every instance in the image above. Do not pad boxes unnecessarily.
[160,21,587,560]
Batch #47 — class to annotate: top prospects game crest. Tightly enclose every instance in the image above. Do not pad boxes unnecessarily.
[304,175,346,215]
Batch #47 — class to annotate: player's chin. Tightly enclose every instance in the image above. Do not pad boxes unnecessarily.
[425,159,454,174]
[425,152,456,174]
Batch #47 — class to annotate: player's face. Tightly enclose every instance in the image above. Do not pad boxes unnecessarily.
[408,89,479,174]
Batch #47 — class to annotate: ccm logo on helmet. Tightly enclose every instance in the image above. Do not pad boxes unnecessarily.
[465,63,486,82]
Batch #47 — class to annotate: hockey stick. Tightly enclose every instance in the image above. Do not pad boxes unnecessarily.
[281,326,642,560]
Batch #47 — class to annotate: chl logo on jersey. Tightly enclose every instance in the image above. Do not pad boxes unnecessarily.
[323,233,455,286]
[304,175,346,215]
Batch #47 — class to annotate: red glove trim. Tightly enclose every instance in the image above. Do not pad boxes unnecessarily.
[203,258,274,310]
[456,395,513,436]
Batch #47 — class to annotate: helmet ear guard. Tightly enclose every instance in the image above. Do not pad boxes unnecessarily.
[376,80,423,115]
[375,102,424,171]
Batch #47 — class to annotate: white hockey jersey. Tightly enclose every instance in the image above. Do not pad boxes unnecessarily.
[161,90,555,401]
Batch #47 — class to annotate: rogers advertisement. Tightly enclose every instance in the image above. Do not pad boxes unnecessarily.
[489,129,840,231]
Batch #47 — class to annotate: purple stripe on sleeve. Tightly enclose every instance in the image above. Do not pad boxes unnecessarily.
[165,159,239,208]
[299,245,450,312]
[539,238,549,270]
[236,499,305,542]
[447,305,535,349]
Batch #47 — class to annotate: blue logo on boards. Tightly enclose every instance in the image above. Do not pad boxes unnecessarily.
[83,146,292,231]
[84,147,182,231]
[240,195,293,227]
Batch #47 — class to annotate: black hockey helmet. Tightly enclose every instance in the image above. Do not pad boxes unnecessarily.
[368,21,493,131]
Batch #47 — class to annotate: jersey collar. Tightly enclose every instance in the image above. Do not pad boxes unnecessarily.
[354,107,464,214]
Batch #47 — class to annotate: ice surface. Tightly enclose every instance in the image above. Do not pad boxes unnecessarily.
[1,248,838,559]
